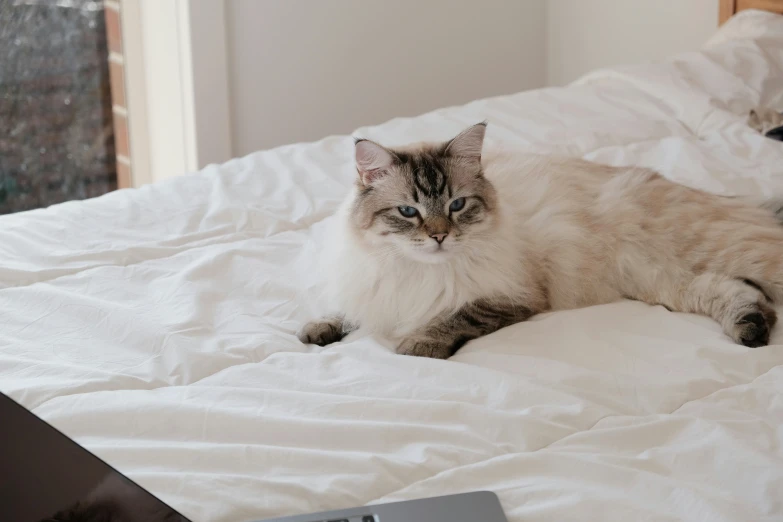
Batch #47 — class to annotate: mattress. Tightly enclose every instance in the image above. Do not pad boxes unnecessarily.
[2,9,783,522]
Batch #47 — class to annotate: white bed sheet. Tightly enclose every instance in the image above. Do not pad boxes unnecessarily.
[2,9,783,522]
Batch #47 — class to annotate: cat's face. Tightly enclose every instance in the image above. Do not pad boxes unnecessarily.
[349,123,499,264]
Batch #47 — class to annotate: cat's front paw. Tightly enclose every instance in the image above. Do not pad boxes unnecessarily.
[397,338,452,359]
[297,320,344,346]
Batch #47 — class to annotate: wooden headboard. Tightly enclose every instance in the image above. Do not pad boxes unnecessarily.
[720,0,783,24]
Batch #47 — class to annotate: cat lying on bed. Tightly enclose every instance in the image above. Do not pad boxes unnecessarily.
[299,122,781,358]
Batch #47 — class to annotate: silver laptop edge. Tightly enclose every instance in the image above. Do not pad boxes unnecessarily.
[258,490,508,522]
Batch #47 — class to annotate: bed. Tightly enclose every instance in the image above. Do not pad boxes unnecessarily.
[2,7,783,522]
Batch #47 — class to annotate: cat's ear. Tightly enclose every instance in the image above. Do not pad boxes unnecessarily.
[444,121,487,159]
[355,138,395,185]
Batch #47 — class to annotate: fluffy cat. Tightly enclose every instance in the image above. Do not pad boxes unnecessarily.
[298,122,783,359]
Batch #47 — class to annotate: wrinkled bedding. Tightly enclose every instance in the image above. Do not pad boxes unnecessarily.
[1,9,783,522]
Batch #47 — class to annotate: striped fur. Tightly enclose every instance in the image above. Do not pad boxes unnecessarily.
[397,298,535,359]
[298,123,783,358]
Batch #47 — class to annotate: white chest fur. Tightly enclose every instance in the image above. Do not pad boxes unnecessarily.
[323,209,529,339]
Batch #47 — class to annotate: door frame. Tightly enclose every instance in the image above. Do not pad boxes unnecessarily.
[121,0,233,186]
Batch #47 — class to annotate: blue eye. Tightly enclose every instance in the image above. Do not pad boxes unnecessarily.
[398,206,418,218]
[449,197,466,212]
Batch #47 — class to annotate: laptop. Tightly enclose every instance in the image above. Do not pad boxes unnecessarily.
[0,392,508,522]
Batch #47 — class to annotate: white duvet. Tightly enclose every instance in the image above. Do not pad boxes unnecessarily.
[2,10,783,522]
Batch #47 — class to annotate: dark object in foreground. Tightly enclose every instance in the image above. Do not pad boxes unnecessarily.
[0,393,189,522]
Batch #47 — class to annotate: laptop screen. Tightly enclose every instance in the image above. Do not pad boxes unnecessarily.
[0,393,190,522]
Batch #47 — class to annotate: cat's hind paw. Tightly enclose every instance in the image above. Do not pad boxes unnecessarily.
[732,302,777,348]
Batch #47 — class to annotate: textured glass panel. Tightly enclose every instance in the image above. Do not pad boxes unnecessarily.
[0,0,117,214]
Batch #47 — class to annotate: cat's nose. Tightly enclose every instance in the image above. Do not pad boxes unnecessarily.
[430,232,448,244]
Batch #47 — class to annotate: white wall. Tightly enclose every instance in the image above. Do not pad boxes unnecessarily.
[127,0,726,182]
[546,0,720,86]
[226,0,547,156]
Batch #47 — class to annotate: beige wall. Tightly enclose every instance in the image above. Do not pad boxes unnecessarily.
[125,1,726,183]
[226,0,547,155]
[547,0,720,86]
[179,0,724,159]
